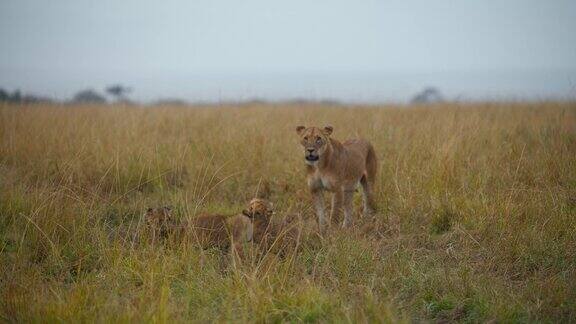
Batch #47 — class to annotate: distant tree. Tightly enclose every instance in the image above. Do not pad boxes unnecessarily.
[0,88,8,102]
[411,87,444,105]
[10,90,22,103]
[0,88,54,104]
[21,94,54,104]
[106,84,131,102]
[72,89,107,104]
[154,98,189,106]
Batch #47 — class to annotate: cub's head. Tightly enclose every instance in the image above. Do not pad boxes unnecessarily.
[144,206,173,228]
[242,198,274,221]
[295,125,333,166]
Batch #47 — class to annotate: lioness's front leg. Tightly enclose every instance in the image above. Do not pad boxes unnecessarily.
[342,190,355,228]
[330,189,343,224]
[312,188,326,231]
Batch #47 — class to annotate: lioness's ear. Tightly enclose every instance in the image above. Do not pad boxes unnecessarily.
[323,125,333,136]
[242,209,251,217]
[296,126,306,135]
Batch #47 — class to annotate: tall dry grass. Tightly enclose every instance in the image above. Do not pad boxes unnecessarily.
[1,102,575,322]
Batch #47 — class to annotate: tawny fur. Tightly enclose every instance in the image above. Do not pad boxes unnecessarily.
[243,198,303,256]
[144,205,252,252]
[144,198,303,257]
[188,213,252,249]
[144,206,177,243]
[296,125,377,230]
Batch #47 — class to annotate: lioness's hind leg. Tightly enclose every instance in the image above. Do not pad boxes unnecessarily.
[363,144,378,217]
[360,175,376,217]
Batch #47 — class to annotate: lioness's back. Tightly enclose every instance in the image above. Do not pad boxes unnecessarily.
[342,138,374,158]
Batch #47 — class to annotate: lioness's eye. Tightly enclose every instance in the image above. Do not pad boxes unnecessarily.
[304,136,309,141]
[316,137,322,143]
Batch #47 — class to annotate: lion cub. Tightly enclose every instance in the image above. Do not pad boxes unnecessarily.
[189,212,252,250]
[144,199,301,256]
[243,198,302,255]
[143,204,253,250]
[144,206,176,242]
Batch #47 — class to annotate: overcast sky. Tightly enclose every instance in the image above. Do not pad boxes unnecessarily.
[1,0,576,102]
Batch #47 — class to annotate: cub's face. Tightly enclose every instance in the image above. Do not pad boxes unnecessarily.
[145,206,173,228]
[295,125,333,166]
[242,198,274,222]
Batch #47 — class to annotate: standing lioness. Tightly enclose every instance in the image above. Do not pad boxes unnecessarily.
[296,125,377,230]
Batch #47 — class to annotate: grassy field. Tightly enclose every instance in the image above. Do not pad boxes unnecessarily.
[1,102,575,323]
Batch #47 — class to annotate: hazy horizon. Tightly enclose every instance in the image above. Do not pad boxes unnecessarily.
[2,0,576,103]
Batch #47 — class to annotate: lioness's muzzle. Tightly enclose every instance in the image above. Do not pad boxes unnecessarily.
[305,154,319,161]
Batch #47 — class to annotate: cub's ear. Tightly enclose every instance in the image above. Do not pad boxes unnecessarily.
[323,125,333,136]
[146,207,153,214]
[296,125,306,135]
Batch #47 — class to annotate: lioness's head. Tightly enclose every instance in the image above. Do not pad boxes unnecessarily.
[295,125,333,165]
[242,198,274,221]
[144,206,173,228]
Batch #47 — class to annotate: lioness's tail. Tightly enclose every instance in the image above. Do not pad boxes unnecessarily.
[366,143,377,186]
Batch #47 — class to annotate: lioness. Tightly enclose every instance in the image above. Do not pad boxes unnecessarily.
[296,125,377,230]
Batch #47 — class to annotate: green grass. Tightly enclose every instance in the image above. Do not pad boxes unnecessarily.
[1,102,575,322]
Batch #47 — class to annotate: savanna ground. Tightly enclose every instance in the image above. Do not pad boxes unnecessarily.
[1,102,575,323]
